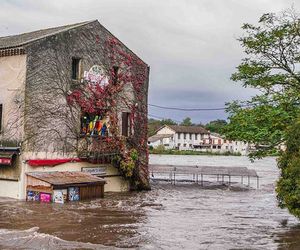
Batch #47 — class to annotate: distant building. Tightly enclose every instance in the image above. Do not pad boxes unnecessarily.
[148,125,249,155]
[148,125,210,150]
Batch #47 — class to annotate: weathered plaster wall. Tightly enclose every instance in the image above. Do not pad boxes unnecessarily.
[0,180,20,199]
[0,55,26,142]
[157,126,175,135]
[0,55,26,182]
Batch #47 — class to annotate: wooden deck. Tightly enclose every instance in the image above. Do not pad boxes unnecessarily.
[149,164,259,188]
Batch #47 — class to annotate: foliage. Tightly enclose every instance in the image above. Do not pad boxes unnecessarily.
[225,8,300,218]
[67,37,149,188]
[149,148,241,156]
[225,8,300,158]
[148,118,177,136]
[180,117,193,126]
[205,119,227,134]
[119,149,139,178]
[277,117,300,218]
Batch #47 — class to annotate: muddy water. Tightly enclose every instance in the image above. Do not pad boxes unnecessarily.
[0,155,299,249]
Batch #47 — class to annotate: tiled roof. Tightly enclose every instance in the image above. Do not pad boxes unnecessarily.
[148,134,173,142]
[167,125,209,134]
[0,20,96,49]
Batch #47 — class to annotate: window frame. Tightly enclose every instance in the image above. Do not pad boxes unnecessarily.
[71,57,82,80]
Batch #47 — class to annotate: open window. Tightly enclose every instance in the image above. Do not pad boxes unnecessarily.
[72,58,81,80]
[80,112,109,137]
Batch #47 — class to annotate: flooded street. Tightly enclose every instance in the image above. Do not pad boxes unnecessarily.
[0,155,300,249]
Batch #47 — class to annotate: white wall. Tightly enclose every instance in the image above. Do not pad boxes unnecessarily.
[0,180,20,199]
[0,55,26,141]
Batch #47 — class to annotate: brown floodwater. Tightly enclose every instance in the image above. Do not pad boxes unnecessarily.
[0,155,299,249]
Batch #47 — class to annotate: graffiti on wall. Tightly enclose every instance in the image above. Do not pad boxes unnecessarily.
[40,193,51,203]
[68,187,80,201]
[27,191,40,201]
[83,65,109,86]
[53,189,67,204]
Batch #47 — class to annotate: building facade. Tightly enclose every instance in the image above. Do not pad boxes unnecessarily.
[148,125,210,150]
[0,20,150,200]
[149,125,249,155]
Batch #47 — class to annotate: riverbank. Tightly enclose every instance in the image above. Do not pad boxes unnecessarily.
[149,148,242,156]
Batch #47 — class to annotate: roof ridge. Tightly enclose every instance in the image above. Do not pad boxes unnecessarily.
[0,20,96,39]
[0,20,97,49]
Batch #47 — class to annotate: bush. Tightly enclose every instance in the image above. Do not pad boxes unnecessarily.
[276,118,300,218]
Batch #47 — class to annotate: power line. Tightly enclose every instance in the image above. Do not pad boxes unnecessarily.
[148,103,255,111]
[149,103,227,111]
[148,113,181,123]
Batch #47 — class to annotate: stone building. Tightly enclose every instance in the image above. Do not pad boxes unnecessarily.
[0,20,150,200]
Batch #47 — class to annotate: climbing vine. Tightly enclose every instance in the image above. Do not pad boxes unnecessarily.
[67,36,149,189]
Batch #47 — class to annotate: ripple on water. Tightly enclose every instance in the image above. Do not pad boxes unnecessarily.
[0,155,298,249]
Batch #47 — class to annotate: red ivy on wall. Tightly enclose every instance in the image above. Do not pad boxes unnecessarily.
[67,36,149,187]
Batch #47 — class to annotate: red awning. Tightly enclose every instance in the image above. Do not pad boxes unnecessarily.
[27,158,82,167]
[0,157,12,166]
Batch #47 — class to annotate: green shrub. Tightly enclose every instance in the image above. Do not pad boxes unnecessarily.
[276,118,300,218]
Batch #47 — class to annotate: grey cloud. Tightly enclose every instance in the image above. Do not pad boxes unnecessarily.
[0,0,299,124]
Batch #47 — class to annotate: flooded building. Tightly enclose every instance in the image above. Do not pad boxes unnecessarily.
[0,20,150,200]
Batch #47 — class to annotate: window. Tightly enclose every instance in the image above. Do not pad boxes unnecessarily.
[80,113,109,137]
[72,58,81,80]
[0,104,2,133]
[184,133,186,139]
[178,134,181,140]
[196,134,198,140]
[122,112,131,137]
[178,143,181,147]
[113,66,119,84]
[189,134,191,140]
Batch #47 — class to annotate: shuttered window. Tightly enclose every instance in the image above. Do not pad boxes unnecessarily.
[122,112,130,137]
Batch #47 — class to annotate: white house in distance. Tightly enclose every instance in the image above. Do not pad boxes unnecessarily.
[148,125,210,150]
[148,125,249,155]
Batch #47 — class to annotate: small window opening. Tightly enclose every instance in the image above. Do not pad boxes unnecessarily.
[113,66,119,84]
[122,112,131,137]
[72,58,81,80]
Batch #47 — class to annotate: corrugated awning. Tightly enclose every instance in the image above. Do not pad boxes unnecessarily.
[26,171,106,186]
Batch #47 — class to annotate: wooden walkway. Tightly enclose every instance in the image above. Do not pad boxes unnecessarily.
[149,164,259,188]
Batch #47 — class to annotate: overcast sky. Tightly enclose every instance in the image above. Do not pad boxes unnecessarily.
[1,0,300,124]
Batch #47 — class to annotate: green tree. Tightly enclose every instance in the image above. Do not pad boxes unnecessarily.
[224,8,300,218]
[148,118,177,136]
[205,119,227,134]
[181,117,193,126]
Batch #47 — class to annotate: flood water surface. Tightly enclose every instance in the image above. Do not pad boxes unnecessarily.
[0,155,299,249]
